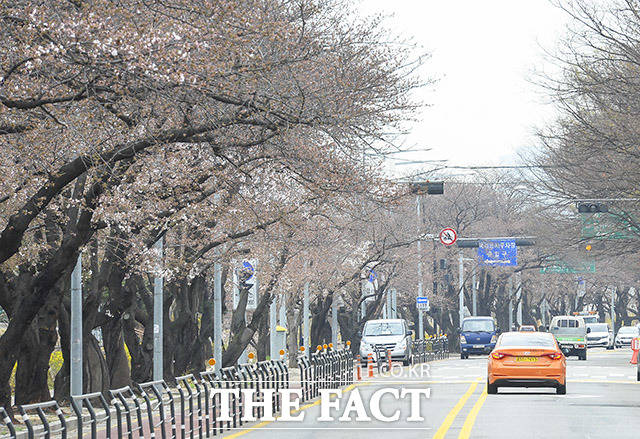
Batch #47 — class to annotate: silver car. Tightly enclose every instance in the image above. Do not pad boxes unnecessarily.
[615,325,640,348]
[359,319,413,366]
[586,323,614,349]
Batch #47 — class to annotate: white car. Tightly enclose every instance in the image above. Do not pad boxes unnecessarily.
[615,326,640,348]
[586,323,614,349]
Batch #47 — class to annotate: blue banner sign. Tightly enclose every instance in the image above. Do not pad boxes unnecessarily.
[478,239,517,266]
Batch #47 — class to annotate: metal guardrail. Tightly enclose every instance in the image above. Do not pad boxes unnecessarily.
[1,407,16,438]
[411,337,449,365]
[71,391,111,439]
[19,400,68,439]
[0,353,358,438]
[297,348,354,402]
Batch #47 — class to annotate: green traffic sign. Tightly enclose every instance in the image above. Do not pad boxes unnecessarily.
[581,212,640,240]
[540,259,596,274]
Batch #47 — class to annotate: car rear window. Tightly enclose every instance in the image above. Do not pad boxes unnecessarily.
[364,322,404,336]
[588,323,608,332]
[498,333,556,348]
[619,327,639,334]
[462,319,494,332]
[558,319,579,328]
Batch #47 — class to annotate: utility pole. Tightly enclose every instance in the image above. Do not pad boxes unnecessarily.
[516,271,522,327]
[213,262,222,372]
[472,264,477,316]
[391,289,397,318]
[269,292,277,359]
[153,237,164,381]
[331,298,338,346]
[611,286,616,332]
[70,254,82,397]
[303,280,310,358]
[416,194,424,340]
[508,277,513,332]
[458,250,464,327]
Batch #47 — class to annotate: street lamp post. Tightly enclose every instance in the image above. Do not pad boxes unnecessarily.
[416,194,424,340]
[410,181,444,340]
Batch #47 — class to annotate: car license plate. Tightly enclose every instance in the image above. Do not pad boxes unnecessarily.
[515,356,537,362]
[473,344,484,348]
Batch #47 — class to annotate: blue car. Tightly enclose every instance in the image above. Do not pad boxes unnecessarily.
[459,316,498,359]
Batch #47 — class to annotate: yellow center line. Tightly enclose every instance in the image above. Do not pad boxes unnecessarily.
[223,382,364,438]
[457,386,488,439]
[432,378,481,439]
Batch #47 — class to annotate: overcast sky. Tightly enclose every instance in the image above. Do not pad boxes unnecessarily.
[357,0,569,174]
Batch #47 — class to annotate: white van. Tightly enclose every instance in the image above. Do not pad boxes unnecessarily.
[359,319,413,365]
[549,316,588,360]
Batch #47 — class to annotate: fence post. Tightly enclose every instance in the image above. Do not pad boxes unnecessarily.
[71,392,111,439]
[20,400,68,439]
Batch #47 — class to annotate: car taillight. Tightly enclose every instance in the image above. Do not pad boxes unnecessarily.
[547,353,562,360]
[491,352,505,359]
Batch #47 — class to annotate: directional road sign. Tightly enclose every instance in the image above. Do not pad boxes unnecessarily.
[540,259,596,274]
[478,239,517,266]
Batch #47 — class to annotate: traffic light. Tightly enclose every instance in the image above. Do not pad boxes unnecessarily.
[411,181,444,195]
[427,181,444,195]
[578,203,608,213]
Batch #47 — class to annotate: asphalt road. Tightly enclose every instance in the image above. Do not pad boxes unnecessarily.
[224,347,640,439]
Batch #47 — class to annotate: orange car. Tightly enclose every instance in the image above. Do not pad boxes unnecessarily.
[487,331,566,395]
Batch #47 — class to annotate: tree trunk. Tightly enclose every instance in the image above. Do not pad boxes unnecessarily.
[102,319,132,390]
[84,333,110,394]
[14,321,57,405]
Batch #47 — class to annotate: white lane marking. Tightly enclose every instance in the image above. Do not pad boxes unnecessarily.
[610,373,624,377]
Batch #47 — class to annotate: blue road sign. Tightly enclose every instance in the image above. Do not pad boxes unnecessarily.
[478,239,517,266]
[368,269,377,283]
[416,296,430,311]
[242,260,255,279]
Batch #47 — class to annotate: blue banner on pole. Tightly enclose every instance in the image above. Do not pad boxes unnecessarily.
[478,239,517,266]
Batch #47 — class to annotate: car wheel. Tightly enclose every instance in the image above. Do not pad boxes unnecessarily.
[460,353,467,359]
[556,383,567,395]
[487,380,498,395]
[403,358,410,366]
[579,350,587,360]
